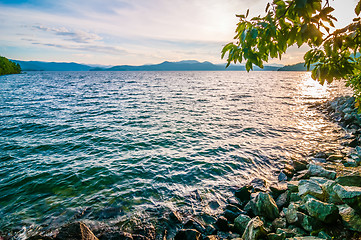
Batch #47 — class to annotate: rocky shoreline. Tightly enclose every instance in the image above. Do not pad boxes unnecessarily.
[3,96,361,240]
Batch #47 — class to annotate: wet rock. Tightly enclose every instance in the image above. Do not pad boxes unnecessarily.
[270,182,288,198]
[283,203,299,225]
[338,204,361,232]
[283,164,295,178]
[278,171,288,182]
[133,225,155,240]
[290,192,302,202]
[215,216,228,231]
[203,235,219,240]
[234,185,252,206]
[208,200,220,210]
[56,222,98,240]
[275,228,296,238]
[287,181,299,192]
[309,177,329,185]
[174,229,201,240]
[322,180,342,204]
[184,218,206,233]
[169,211,182,224]
[223,210,239,222]
[242,216,267,240]
[317,231,332,239]
[276,191,290,209]
[292,159,308,171]
[27,235,53,240]
[336,175,361,187]
[298,180,324,200]
[250,178,268,192]
[225,204,242,214]
[254,192,279,220]
[297,211,322,232]
[333,184,361,213]
[307,164,336,180]
[98,231,133,240]
[327,154,344,161]
[234,214,251,235]
[227,196,242,208]
[267,232,286,240]
[271,217,287,230]
[205,225,217,235]
[304,198,339,223]
[190,190,203,201]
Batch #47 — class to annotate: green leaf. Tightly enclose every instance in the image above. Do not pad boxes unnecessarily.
[246,9,250,18]
[251,28,258,39]
[356,0,361,15]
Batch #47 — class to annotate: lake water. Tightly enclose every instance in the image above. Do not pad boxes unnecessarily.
[0,71,351,233]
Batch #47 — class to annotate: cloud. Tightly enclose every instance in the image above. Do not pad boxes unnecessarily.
[32,25,102,43]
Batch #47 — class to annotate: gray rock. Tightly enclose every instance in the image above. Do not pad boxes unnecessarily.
[298,180,324,200]
[235,185,252,205]
[184,218,206,233]
[270,182,288,197]
[234,214,251,234]
[333,184,361,213]
[296,211,321,232]
[169,211,182,224]
[223,209,240,222]
[254,192,279,220]
[242,216,267,240]
[336,175,361,187]
[250,178,268,192]
[56,222,98,240]
[287,237,323,240]
[283,203,299,225]
[290,192,302,202]
[304,198,339,223]
[203,235,219,240]
[98,231,133,240]
[174,229,201,240]
[208,200,220,210]
[309,177,329,185]
[278,171,288,182]
[271,217,287,230]
[276,191,290,209]
[338,204,361,232]
[275,228,296,238]
[287,181,299,192]
[307,164,336,180]
[215,216,228,231]
[267,232,286,240]
[292,159,308,171]
[322,180,342,204]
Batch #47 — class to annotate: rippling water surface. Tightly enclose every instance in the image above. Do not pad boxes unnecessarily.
[0,71,351,232]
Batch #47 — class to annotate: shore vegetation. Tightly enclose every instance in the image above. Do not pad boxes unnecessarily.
[0,56,21,76]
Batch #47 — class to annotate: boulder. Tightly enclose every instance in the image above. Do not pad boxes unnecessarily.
[307,164,336,180]
[292,159,308,171]
[298,180,324,200]
[287,181,299,192]
[333,184,361,213]
[234,214,251,234]
[271,217,287,230]
[250,178,268,192]
[276,191,290,209]
[98,231,133,240]
[254,192,279,220]
[169,211,183,224]
[267,232,286,240]
[278,171,288,182]
[270,183,288,198]
[283,203,299,225]
[235,185,252,206]
[336,175,361,187]
[304,198,339,223]
[56,222,98,240]
[322,180,342,204]
[184,218,206,233]
[338,205,361,232]
[296,212,321,232]
[242,216,267,240]
[215,216,229,231]
[174,229,201,240]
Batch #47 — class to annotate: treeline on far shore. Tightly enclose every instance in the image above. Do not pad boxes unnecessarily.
[0,56,21,76]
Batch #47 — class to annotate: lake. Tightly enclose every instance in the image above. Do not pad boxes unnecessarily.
[0,71,351,233]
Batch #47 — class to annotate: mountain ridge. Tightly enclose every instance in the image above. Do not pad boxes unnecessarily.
[12,59,283,71]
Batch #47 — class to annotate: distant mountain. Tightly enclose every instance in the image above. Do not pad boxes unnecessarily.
[277,62,314,71]
[11,59,283,71]
[91,60,282,71]
[12,60,92,71]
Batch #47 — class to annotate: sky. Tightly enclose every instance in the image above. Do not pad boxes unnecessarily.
[0,0,358,66]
